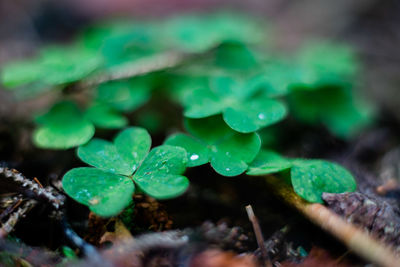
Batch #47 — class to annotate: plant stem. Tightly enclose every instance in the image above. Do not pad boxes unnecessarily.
[74,52,189,91]
[246,205,270,266]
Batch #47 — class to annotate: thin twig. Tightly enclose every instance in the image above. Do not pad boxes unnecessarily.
[0,194,22,209]
[33,177,44,188]
[246,205,270,267]
[0,199,37,238]
[263,175,400,267]
[0,167,65,209]
[0,195,23,221]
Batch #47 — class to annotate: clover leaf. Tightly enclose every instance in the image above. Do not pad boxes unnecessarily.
[62,167,135,217]
[291,159,357,203]
[85,103,128,129]
[183,76,287,133]
[248,60,302,98]
[246,150,292,175]
[33,101,128,149]
[166,74,210,105]
[288,86,373,138]
[214,42,259,70]
[1,46,102,90]
[1,60,43,88]
[165,116,260,176]
[95,76,152,112]
[39,46,103,85]
[33,101,95,149]
[62,127,189,217]
[246,150,357,203]
[164,13,262,53]
[100,26,162,68]
[295,41,359,88]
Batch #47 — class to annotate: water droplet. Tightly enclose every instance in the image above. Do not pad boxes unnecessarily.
[190,154,199,161]
[258,113,266,120]
[226,168,231,171]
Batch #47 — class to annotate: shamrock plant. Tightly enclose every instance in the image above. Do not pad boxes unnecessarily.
[295,41,359,87]
[0,12,372,217]
[1,46,102,91]
[34,101,127,149]
[246,150,357,203]
[288,85,372,138]
[183,76,287,133]
[34,101,96,149]
[164,13,263,53]
[62,127,189,217]
[94,76,153,112]
[33,75,155,149]
[165,116,261,176]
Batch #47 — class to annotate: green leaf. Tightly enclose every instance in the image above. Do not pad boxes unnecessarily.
[65,129,189,216]
[223,98,287,133]
[291,159,357,203]
[164,13,263,53]
[176,116,261,176]
[210,152,248,177]
[99,23,162,67]
[183,88,225,118]
[1,45,102,89]
[77,127,151,176]
[1,60,42,88]
[114,127,151,171]
[39,46,103,85]
[62,167,134,217]
[164,133,209,167]
[166,74,209,105]
[85,103,127,129]
[296,41,359,86]
[164,15,221,53]
[210,76,238,98]
[210,130,261,176]
[185,115,232,144]
[183,77,287,133]
[288,86,373,138]
[77,139,133,175]
[134,145,189,199]
[247,61,301,97]
[33,101,95,149]
[214,42,258,70]
[96,78,152,112]
[246,150,292,175]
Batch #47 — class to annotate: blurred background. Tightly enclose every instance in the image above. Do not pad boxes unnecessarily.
[0,0,399,119]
